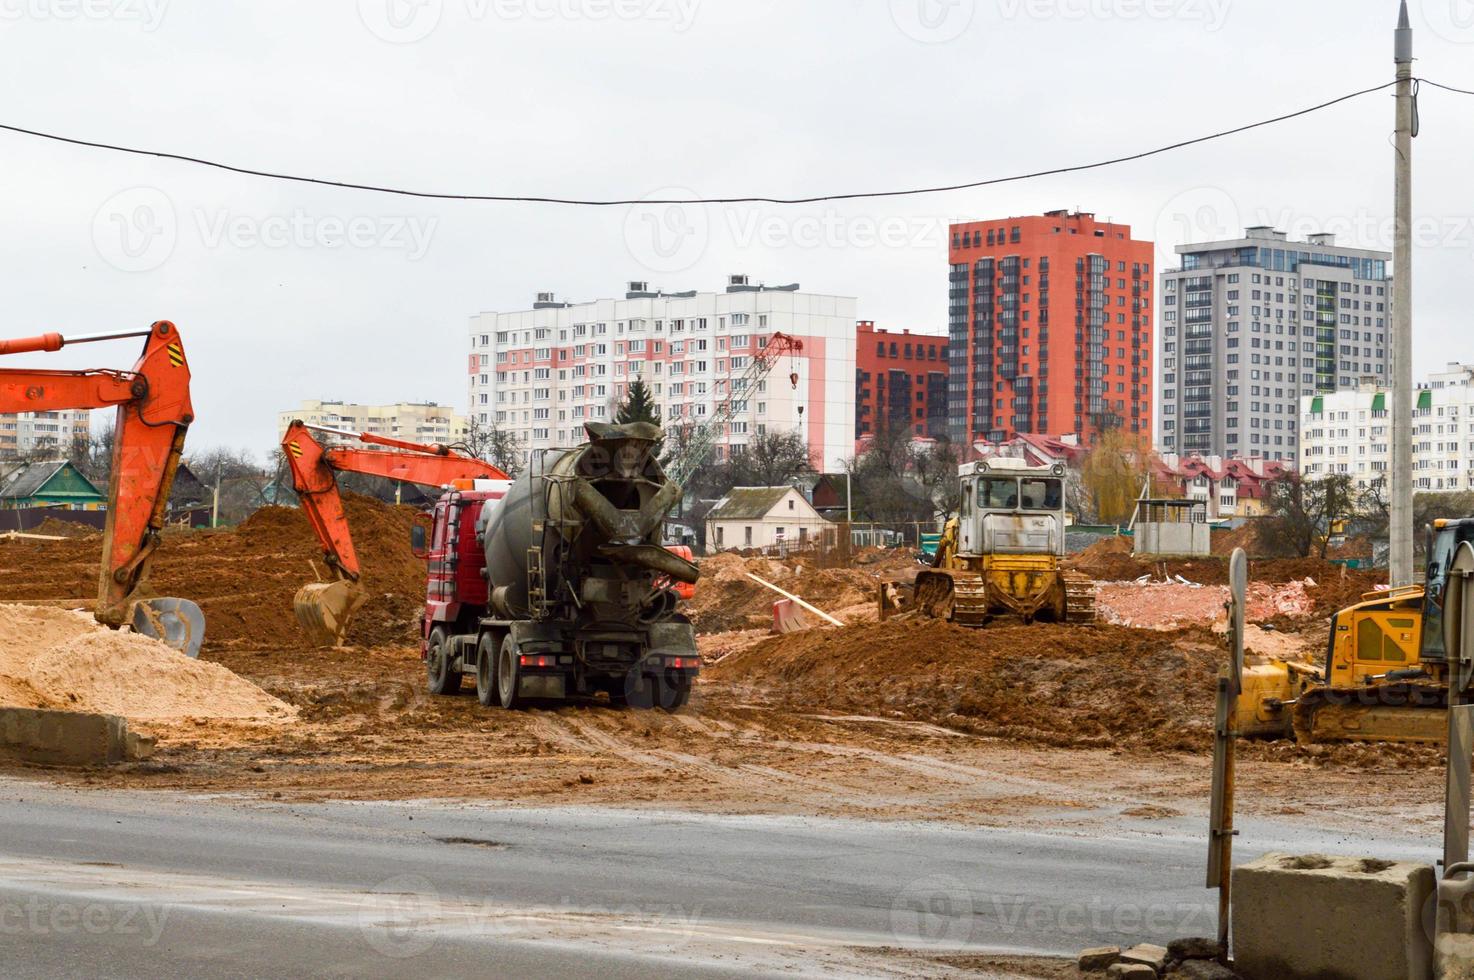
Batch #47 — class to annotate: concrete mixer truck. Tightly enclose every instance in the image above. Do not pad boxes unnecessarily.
[415,421,702,711]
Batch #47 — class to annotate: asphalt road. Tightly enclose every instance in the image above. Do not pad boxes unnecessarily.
[0,779,1436,978]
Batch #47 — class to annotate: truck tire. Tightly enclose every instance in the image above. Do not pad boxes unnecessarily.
[426,627,460,696]
[656,674,691,712]
[497,635,527,710]
[475,632,498,707]
[609,673,655,710]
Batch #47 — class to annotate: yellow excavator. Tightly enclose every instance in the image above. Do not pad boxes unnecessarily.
[881,458,1096,626]
[1237,518,1474,744]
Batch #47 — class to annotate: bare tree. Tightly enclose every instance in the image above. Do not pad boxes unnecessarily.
[1257,472,1356,559]
[183,447,275,526]
[847,422,936,529]
[461,416,525,478]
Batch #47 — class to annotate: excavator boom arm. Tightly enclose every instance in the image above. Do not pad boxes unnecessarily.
[0,321,193,626]
[282,420,507,581]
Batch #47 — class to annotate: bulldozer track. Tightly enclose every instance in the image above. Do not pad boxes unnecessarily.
[1292,681,1448,745]
[1062,572,1098,623]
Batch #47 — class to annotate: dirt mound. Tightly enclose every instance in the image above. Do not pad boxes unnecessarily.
[0,604,295,730]
[28,518,100,539]
[1210,523,1258,557]
[0,493,425,651]
[687,552,893,634]
[708,618,1223,751]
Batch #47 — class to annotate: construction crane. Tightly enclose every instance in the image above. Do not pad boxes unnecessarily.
[0,321,204,656]
[281,420,510,645]
[661,332,804,491]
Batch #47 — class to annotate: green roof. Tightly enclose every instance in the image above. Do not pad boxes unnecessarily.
[708,487,797,521]
[1419,390,1433,411]
[1371,392,1386,412]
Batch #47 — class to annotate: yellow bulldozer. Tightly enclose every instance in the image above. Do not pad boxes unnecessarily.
[1237,518,1474,744]
[881,458,1096,626]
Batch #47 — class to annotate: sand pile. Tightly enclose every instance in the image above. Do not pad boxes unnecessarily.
[0,493,424,650]
[708,617,1224,751]
[0,604,296,728]
[687,552,892,633]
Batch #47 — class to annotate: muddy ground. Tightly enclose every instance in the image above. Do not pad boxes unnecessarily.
[0,501,1445,837]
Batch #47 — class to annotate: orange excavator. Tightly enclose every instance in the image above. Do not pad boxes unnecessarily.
[0,321,204,656]
[281,419,510,646]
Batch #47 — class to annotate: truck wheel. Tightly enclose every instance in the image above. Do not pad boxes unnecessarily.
[656,675,691,712]
[475,633,498,707]
[497,635,526,710]
[609,673,655,710]
[426,628,460,696]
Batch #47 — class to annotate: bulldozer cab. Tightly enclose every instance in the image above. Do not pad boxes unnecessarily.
[1326,589,1424,688]
[1323,519,1474,687]
[1418,518,1474,665]
[956,459,1067,559]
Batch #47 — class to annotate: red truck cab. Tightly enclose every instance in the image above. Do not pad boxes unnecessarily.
[419,486,506,657]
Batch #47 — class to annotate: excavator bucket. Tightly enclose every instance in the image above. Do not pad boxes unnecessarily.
[294,580,369,647]
[130,597,206,659]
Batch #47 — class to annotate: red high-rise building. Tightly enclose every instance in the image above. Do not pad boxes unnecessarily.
[854,321,949,443]
[947,210,1154,447]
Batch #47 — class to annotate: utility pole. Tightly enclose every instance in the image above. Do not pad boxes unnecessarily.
[1390,0,1416,585]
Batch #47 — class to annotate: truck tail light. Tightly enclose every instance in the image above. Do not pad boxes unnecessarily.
[519,654,556,668]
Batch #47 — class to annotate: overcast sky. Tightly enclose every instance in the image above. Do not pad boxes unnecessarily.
[1,0,1469,456]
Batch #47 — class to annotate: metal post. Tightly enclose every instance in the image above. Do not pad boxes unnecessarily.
[1444,543,1474,873]
[1208,548,1247,954]
[1390,0,1416,586]
[211,460,222,529]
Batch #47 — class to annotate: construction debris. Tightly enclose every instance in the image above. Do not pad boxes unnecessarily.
[1096,579,1316,631]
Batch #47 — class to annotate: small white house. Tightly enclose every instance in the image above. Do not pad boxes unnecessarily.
[705,486,831,552]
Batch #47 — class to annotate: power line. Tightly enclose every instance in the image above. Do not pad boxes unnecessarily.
[1420,77,1474,97]
[0,78,1436,207]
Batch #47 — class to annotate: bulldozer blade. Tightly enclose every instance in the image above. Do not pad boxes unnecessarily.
[913,570,959,620]
[294,580,368,647]
[130,597,206,659]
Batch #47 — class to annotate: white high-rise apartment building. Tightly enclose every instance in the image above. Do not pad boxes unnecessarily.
[1159,227,1391,460]
[1301,364,1474,491]
[0,410,91,459]
[277,400,468,445]
[468,277,858,471]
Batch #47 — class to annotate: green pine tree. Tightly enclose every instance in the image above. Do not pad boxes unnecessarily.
[616,377,661,426]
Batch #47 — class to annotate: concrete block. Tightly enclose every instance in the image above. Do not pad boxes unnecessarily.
[0,707,154,767]
[1107,964,1156,980]
[1121,943,1168,971]
[1079,946,1121,971]
[1232,852,1434,980]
